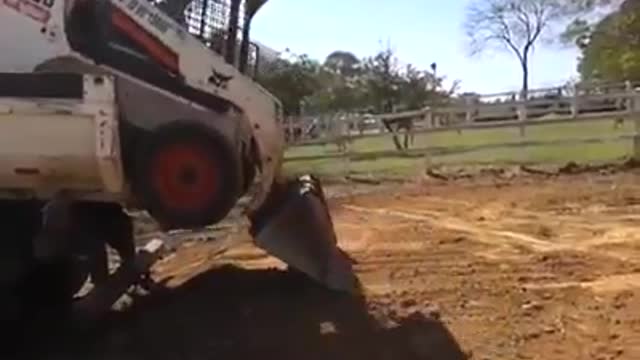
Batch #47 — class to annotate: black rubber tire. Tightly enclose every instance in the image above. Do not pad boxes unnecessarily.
[132,120,243,230]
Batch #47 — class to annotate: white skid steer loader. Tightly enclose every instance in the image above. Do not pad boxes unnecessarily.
[0,0,358,336]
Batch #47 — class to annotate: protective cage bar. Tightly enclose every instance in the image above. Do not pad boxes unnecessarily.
[181,0,259,74]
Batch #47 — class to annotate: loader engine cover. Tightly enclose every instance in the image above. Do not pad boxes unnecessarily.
[132,121,243,230]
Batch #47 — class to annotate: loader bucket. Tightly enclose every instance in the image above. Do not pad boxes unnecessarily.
[248,175,359,293]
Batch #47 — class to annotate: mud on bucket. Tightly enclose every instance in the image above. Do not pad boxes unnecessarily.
[248,175,359,293]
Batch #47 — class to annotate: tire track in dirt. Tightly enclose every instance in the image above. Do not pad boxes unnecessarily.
[522,272,640,293]
[343,205,569,251]
[341,204,640,266]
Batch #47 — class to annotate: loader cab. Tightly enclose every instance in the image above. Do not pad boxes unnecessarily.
[194,30,262,79]
[64,0,262,81]
[182,0,264,79]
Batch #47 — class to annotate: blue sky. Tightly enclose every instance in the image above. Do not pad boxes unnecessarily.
[251,0,581,95]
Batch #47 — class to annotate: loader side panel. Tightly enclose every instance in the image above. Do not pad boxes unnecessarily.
[0,0,71,72]
[0,112,99,188]
[63,0,234,114]
[0,73,124,199]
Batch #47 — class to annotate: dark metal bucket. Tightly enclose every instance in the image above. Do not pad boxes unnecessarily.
[248,175,359,293]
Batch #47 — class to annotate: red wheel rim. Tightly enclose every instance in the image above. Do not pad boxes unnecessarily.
[149,141,219,212]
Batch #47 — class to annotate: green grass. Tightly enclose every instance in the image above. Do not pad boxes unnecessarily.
[431,140,630,164]
[284,119,637,177]
[284,156,423,177]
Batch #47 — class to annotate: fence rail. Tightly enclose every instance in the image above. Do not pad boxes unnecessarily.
[286,81,640,146]
[283,81,640,173]
[285,134,633,163]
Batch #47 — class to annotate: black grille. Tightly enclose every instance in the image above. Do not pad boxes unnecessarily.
[0,73,84,99]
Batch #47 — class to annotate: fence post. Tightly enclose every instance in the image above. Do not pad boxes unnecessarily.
[425,108,433,129]
[571,84,579,118]
[423,146,432,175]
[341,115,351,177]
[287,116,294,144]
[517,90,527,137]
[464,96,473,125]
[629,82,640,161]
[625,81,633,115]
[634,122,640,161]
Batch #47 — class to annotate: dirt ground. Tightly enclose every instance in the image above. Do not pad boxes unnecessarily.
[42,165,640,360]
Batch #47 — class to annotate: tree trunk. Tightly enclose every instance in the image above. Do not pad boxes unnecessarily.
[518,52,530,137]
[520,54,529,100]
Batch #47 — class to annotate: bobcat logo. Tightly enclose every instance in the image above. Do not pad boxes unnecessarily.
[209,68,233,89]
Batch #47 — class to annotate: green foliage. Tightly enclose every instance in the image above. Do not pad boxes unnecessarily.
[557,0,620,45]
[324,51,361,78]
[577,0,640,81]
[561,18,593,48]
[361,47,404,112]
[400,64,449,110]
[256,53,323,116]
[305,51,368,113]
[256,46,456,116]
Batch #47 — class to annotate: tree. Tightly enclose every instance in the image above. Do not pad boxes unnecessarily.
[398,65,433,110]
[257,44,460,120]
[302,51,365,113]
[464,0,568,98]
[575,0,640,81]
[256,53,322,116]
[562,0,617,12]
[324,51,361,78]
[361,46,403,113]
[396,64,460,110]
[559,0,623,46]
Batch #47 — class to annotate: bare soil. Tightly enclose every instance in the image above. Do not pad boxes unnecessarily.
[37,165,640,359]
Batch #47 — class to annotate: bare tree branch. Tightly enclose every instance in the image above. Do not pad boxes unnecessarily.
[463,0,568,96]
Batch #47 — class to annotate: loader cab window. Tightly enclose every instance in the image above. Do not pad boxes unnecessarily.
[66,1,137,61]
[188,31,260,79]
[64,0,259,80]
[200,35,261,79]
[65,0,180,77]
[179,0,261,79]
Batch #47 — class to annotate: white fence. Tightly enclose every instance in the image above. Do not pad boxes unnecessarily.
[283,80,640,167]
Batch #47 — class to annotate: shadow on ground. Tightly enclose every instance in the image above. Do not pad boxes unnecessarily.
[45,265,467,360]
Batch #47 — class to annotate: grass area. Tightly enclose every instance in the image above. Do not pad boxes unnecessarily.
[284,119,637,177]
